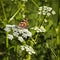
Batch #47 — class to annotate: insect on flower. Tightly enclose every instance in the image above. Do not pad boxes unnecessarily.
[18,18,29,28]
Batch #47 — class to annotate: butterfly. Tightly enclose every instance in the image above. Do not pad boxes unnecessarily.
[18,18,29,28]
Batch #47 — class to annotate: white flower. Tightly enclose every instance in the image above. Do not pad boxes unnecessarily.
[18,36,24,42]
[52,10,56,15]
[44,19,48,22]
[6,24,15,28]
[13,32,19,37]
[47,7,52,11]
[4,24,16,32]
[34,26,41,33]
[31,26,41,33]
[12,27,18,32]
[34,26,39,30]
[20,46,25,50]
[31,26,46,33]
[27,31,32,37]
[22,29,32,38]
[39,7,42,11]
[28,52,32,55]
[28,46,35,54]
[40,26,46,32]
[8,34,13,40]
[11,25,16,28]
[43,12,46,15]
[44,6,47,10]
[20,45,35,55]
[47,12,51,16]
[4,27,11,32]
[38,12,41,15]
[38,6,56,16]
[18,29,23,34]
[25,45,30,51]
[23,14,25,18]
[16,28,32,38]
[25,45,35,55]
[22,33,27,38]
[22,29,29,33]
[6,25,12,27]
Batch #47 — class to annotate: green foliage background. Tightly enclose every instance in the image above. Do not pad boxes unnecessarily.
[0,0,60,60]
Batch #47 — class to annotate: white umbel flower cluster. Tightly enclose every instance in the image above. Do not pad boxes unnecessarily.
[4,24,16,32]
[4,27,11,32]
[22,29,32,38]
[20,45,35,55]
[38,6,56,16]
[4,24,32,41]
[18,36,24,42]
[31,26,46,33]
[8,34,13,40]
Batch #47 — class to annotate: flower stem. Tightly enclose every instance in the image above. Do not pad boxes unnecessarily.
[5,32,9,60]
[6,32,8,48]
[3,32,9,60]
[26,54,31,60]
[8,4,23,23]
[56,26,60,60]
[31,0,39,8]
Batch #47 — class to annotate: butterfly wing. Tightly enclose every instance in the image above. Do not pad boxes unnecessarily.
[18,19,28,28]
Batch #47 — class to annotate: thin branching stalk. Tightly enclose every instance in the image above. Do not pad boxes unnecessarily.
[8,8,21,23]
[8,3,24,23]
[56,26,60,60]
[31,0,39,8]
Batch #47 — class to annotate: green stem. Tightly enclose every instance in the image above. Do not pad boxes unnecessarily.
[26,54,31,60]
[3,32,9,60]
[8,8,21,23]
[6,32,9,60]
[8,3,23,23]
[31,0,39,8]
[56,26,60,60]
[6,32,8,48]
[35,33,39,43]
[16,45,20,60]
[56,26,59,45]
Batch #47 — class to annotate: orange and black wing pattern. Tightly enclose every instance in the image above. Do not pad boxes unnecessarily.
[18,18,29,28]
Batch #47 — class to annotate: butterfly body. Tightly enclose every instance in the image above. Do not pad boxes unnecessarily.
[18,18,28,28]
